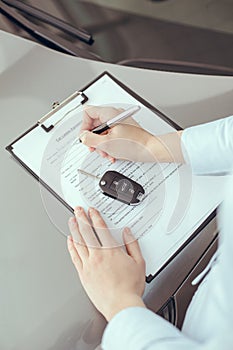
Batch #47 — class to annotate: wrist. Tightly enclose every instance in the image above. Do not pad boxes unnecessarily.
[147,131,184,163]
[104,294,146,322]
[146,134,165,162]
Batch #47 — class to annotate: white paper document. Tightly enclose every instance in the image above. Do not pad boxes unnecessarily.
[9,73,227,277]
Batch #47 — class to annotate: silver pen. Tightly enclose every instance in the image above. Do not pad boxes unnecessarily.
[79,105,141,141]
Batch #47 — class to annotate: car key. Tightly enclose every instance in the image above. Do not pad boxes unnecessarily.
[78,169,145,205]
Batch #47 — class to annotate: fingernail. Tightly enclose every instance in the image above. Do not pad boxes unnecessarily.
[74,206,82,214]
[79,130,88,143]
[124,227,131,235]
[89,207,96,214]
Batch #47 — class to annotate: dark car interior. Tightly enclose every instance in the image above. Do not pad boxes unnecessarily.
[1,0,233,75]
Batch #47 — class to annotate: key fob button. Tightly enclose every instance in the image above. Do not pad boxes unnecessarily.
[117,179,130,193]
[110,176,120,190]
[136,192,144,201]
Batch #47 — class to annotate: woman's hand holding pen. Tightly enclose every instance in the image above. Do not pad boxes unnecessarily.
[79,106,184,164]
[81,122,158,162]
[79,105,156,162]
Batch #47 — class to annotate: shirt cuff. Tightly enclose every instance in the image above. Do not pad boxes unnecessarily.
[181,116,233,175]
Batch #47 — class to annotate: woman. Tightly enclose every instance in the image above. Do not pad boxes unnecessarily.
[67,106,233,350]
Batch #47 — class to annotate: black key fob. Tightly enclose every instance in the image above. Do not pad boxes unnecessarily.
[99,170,145,205]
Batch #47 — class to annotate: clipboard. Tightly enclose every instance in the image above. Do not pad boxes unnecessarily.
[5,71,218,282]
[6,71,181,213]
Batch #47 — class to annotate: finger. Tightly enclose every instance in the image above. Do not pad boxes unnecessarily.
[90,146,113,161]
[83,105,102,119]
[80,119,101,135]
[79,130,109,148]
[108,156,115,163]
[74,207,101,249]
[80,105,100,133]
[68,217,88,259]
[80,112,94,133]
[96,149,109,158]
[123,228,145,265]
[67,235,82,272]
[88,208,117,248]
[81,106,124,134]
[83,105,116,123]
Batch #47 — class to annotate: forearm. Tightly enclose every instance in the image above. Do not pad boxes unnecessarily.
[147,130,185,164]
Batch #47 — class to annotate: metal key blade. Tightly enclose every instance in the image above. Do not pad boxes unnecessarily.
[78,169,100,180]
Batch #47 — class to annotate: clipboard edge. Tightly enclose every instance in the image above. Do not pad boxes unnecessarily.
[107,71,182,131]
[5,123,38,152]
[146,209,217,283]
[7,151,74,214]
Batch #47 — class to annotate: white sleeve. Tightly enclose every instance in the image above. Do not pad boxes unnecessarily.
[102,306,232,350]
[102,307,199,350]
[181,116,233,175]
[218,173,233,310]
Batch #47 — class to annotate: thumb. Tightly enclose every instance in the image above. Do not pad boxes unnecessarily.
[79,130,108,148]
[123,228,144,264]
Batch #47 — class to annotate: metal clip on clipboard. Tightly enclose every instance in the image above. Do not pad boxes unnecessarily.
[37,91,88,132]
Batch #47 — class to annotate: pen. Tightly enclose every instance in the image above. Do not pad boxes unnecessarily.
[89,105,141,136]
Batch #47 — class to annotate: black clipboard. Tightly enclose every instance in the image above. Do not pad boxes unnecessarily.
[5,71,216,282]
[6,71,181,213]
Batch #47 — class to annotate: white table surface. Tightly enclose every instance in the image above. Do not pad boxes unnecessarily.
[1,30,233,350]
